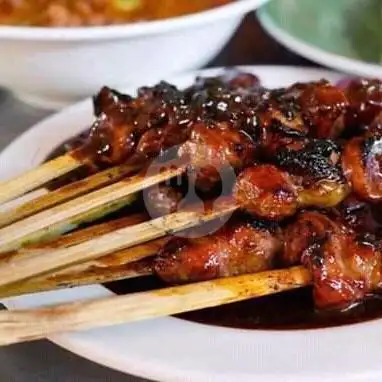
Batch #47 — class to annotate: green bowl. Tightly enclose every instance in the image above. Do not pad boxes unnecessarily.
[258,0,382,77]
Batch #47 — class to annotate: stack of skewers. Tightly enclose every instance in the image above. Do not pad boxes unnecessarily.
[0,72,382,344]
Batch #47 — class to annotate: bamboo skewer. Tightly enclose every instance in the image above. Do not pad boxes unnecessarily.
[0,163,140,228]
[0,200,238,288]
[0,266,311,347]
[0,154,81,205]
[0,258,153,299]
[0,166,184,253]
[0,213,165,299]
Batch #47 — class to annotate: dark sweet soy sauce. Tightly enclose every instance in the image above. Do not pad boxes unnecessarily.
[45,135,382,330]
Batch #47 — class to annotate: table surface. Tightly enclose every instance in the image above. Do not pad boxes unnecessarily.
[0,13,319,382]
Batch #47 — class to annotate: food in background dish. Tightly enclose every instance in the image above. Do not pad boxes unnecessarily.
[0,0,233,27]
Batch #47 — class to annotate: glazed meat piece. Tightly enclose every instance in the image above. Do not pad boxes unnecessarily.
[233,165,299,220]
[283,211,382,310]
[298,80,348,138]
[233,142,349,220]
[177,120,256,191]
[189,70,260,96]
[249,80,348,157]
[274,139,349,208]
[154,216,281,284]
[344,78,382,135]
[185,71,265,138]
[92,86,133,117]
[282,210,346,266]
[75,81,193,167]
[331,195,382,236]
[69,75,350,186]
[74,73,262,168]
[224,72,260,90]
[251,87,309,156]
[342,136,382,202]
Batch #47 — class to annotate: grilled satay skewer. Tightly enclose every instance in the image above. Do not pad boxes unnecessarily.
[0,154,81,206]
[0,96,349,253]
[0,144,351,288]
[0,266,311,347]
[0,165,184,252]
[0,119,255,252]
[0,72,259,206]
[0,76,347,224]
[283,209,382,310]
[0,210,279,298]
[0,163,141,228]
[2,206,381,346]
[0,213,165,299]
[0,199,239,288]
[9,201,378,306]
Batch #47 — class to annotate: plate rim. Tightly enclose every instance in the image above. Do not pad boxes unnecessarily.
[257,7,382,78]
[3,65,382,382]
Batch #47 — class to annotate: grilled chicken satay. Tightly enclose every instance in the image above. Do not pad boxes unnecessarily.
[153,215,282,284]
[233,140,349,220]
[261,80,347,138]
[248,80,348,157]
[297,80,349,138]
[68,72,262,169]
[177,120,256,191]
[332,194,382,236]
[74,82,193,167]
[68,75,349,170]
[147,137,348,222]
[343,78,382,136]
[342,135,382,202]
[283,210,382,310]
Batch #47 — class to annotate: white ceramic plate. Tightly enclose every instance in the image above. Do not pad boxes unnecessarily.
[1,66,382,382]
[257,0,382,78]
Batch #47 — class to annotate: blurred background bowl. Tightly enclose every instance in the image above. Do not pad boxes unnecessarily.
[0,0,268,110]
[258,0,382,79]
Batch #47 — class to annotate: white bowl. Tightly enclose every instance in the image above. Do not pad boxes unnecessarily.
[0,0,268,110]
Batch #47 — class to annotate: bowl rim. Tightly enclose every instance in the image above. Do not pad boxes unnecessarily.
[0,0,268,41]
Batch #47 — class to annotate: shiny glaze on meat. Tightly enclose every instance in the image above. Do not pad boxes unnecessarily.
[344,78,382,135]
[342,136,382,202]
[46,130,382,330]
[283,211,382,310]
[233,140,349,220]
[233,165,299,220]
[72,71,260,172]
[74,82,193,167]
[154,216,281,284]
[250,80,348,157]
[274,139,350,208]
[298,80,348,138]
[332,195,382,236]
[178,120,256,191]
